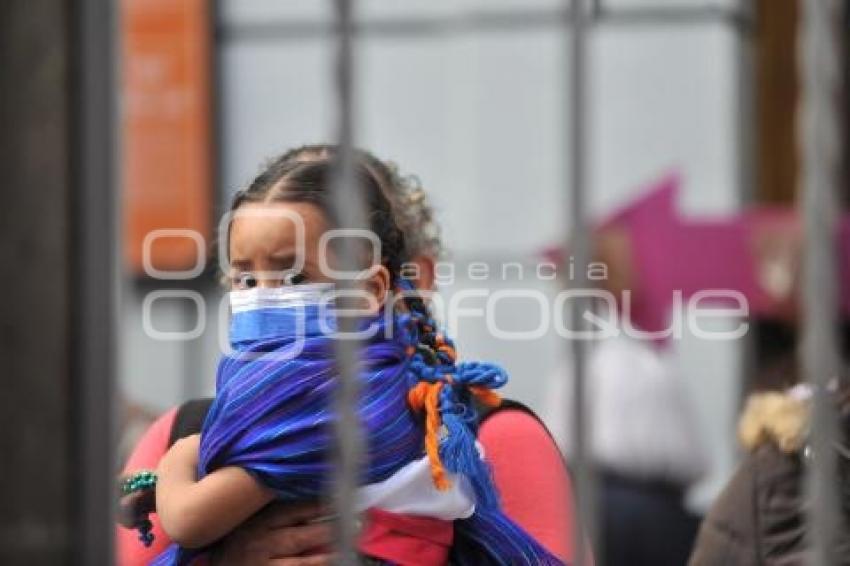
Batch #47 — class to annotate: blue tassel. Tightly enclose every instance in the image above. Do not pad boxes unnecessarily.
[455,361,508,390]
[440,413,499,509]
[437,386,501,509]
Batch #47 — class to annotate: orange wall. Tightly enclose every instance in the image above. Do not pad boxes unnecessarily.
[122,0,212,275]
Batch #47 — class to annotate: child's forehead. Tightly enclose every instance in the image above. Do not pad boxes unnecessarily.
[229,201,329,255]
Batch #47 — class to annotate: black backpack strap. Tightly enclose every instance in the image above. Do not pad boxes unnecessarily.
[474,397,556,442]
[168,397,214,448]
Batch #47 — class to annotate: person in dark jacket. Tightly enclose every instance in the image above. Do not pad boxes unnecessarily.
[689,385,850,565]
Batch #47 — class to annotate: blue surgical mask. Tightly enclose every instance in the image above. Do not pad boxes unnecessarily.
[228,283,335,348]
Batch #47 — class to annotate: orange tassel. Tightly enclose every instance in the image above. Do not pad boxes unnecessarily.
[407,381,451,490]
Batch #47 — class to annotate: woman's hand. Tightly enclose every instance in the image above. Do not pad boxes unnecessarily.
[116,479,156,529]
[210,501,336,565]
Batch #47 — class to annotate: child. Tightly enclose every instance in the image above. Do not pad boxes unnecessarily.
[124,146,564,565]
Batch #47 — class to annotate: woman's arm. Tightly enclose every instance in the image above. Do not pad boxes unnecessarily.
[478,409,576,563]
[155,434,275,549]
[117,408,177,564]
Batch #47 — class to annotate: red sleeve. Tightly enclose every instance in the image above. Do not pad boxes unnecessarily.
[116,408,177,566]
[478,409,576,563]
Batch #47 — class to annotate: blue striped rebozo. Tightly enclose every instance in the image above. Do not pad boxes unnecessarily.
[152,304,565,565]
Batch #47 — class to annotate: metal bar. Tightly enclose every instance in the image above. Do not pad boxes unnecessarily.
[567,1,596,564]
[0,3,77,561]
[594,2,752,29]
[69,0,118,562]
[734,0,758,406]
[799,0,843,564]
[735,0,757,207]
[217,5,754,44]
[329,1,367,564]
[211,0,226,210]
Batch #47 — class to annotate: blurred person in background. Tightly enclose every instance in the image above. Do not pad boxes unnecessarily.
[544,321,707,566]
[689,372,850,564]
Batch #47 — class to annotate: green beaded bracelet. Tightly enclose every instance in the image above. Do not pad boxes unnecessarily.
[122,469,157,496]
[121,470,158,547]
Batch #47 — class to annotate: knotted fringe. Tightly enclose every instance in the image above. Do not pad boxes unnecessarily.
[399,279,508,509]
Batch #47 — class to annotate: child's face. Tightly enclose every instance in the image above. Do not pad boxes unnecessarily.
[228,201,390,313]
[229,201,331,290]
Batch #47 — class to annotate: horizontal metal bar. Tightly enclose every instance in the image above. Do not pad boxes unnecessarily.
[218,9,564,42]
[217,5,753,43]
[596,2,753,29]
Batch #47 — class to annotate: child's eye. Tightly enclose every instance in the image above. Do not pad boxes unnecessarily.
[234,272,258,289]
[283,271,306,286]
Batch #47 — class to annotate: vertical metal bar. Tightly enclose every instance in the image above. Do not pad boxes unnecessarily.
[590,0,603,20]
[735,0,757,208]
[567,1,596,564]
[799,0,843,564]
[70,0,118,562]
[330,1,366,564]
[0,3,80,561]
[735,0,758,409]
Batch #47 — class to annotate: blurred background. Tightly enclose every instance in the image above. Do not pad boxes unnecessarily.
[3,0,849,564]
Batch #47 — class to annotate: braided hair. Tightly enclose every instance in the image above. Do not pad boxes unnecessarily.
[227,145,506,500]
[242,143,442,264]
